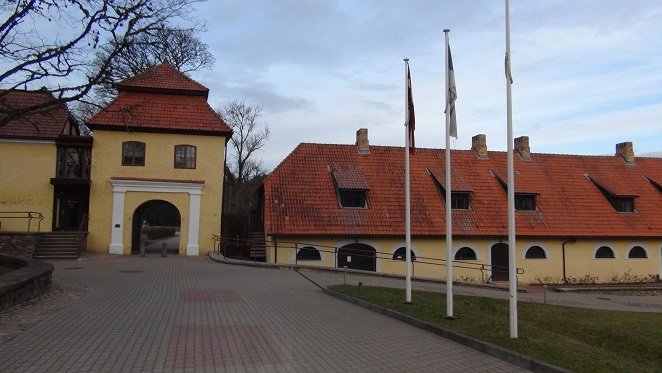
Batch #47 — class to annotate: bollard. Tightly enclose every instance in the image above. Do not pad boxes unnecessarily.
[344,266,348,285]
[161,242,167,257]
[543,284,548,304]
[140,242,145,257]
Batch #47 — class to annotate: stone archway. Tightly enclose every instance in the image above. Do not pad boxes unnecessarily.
[337,243,376,272]
[131,200,181,255]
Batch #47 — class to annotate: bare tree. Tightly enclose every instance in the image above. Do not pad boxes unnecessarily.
[93,27,215,103]
[0,0,204,127]
[218,101,270,184]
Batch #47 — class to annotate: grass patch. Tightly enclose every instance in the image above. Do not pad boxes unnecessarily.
[0,265,14,275]
[329,285,662,373]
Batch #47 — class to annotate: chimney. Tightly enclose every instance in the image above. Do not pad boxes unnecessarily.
[514,136,531,161]
[471,134,488,159]
[356,128,370,156]
[616,141,634,164]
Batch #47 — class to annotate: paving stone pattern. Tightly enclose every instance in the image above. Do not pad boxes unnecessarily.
[0,256,528,372]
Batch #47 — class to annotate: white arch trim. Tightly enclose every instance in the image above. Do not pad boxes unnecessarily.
[109,179,204,256]
[592,243,617,259]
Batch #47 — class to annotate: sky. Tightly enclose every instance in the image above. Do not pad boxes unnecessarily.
[184,0,662,172]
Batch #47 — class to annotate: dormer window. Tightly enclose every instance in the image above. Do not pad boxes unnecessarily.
[339,190,367,208]
[427,168,472,210]
[492,170,539,212]
[330,163,369,209]
[610,196,634,213]
[515,194,536,211]
[451,192,470,210]
[587,175,637,213]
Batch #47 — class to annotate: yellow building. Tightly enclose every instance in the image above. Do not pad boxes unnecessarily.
[0,89,89,234]
[85,64,232,256]
[261,130,662,284]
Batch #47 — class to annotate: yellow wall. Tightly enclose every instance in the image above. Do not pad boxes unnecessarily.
[268,235,662,284]
[87,130,225,255]
[0,141,55,232]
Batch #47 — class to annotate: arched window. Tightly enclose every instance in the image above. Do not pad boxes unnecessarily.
[595,246,615,259]
[392,247,416,261]
[174,145,196,169]
[122,141,145,166]
[628,246,647,259]
[296,246,321,261]
[525,245,547,259]
[455,247,477,261]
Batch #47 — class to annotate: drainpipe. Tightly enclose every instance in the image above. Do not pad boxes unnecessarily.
[562,238,576,283]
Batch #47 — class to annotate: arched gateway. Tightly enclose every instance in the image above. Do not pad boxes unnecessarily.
[337,243,377,272]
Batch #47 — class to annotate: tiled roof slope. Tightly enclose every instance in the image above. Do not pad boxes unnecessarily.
[115,64,209,97]
[264,143,662,238]
[87,65,231,136]
[0,90,73,140]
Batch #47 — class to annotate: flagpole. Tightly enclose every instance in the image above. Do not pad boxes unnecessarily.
[443,29,453,318]
[505,0,518,339]
[404,58,413,304]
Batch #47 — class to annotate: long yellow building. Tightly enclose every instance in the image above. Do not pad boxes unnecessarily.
[261,129,662,284]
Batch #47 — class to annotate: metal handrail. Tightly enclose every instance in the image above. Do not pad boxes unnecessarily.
[0,211,44,232]
[215,236,524,283]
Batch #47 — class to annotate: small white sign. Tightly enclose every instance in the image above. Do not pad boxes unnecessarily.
[347,256,352,263]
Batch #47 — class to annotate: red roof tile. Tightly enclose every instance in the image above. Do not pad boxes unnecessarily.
[87,65,231,136]
[115,64,209,97]
[0,89,74,140]
[330,163,369,190]
[264,144,662,238]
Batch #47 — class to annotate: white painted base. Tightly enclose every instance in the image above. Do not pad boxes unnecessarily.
[109,244,124,255]
[186,244,200,256]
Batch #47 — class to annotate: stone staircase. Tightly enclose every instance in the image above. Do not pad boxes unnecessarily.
[33,232,82,260]
[248,231,266,260]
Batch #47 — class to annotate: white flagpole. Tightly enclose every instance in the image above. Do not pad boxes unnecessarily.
[505,0,518,339]
[443,29,453,318]
[404,58,413,304]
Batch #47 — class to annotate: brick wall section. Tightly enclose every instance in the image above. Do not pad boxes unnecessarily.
[0,233,40,257]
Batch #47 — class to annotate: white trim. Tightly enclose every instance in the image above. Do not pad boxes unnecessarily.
[0,138,55,144]
[522,243,549,260]
[626,244,648,259]
[294,244,324,262]
[453,243,480,261]
[390,242,419,261]
[109,179,204,256]
[593,243,617,259]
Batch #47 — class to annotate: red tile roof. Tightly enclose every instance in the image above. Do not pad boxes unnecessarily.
[0,89,74,140]
[330,163,369,190]
[87,65,231,136]
[263,143,662,238]
[115,64,209,97]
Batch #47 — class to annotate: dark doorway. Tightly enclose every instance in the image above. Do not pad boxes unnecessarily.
[53,186,89,231]
[131,200,181,255]
[338,243,376,272]
[491,243,509,281]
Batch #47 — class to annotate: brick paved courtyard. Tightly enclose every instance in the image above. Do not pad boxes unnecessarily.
[0,256,528,372]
